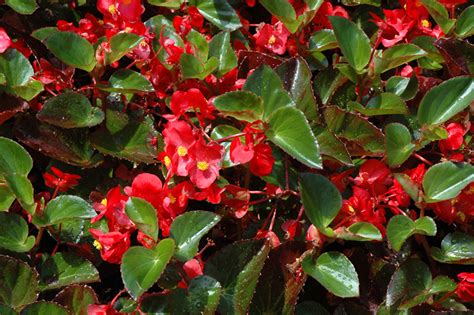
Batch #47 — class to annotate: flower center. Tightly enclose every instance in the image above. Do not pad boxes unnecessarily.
[177,146,188,157]
[93,240,103,251]
[197,161,209,171]
[421,20,429,28]
[164,155,171,167]
[108,4,117,14]
[168,193,176,204]
[101,198,107,207]
[268,35,276,45]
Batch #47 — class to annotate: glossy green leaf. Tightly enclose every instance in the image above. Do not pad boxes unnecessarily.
[243,65,294,119]
[313,126,353,166]
[349,93,408,116]
[417,76,474,125]
[300,173,341,236]
[422,161,474,203]
[314,67,347,104]
[0,304,16,315]
[260,0,300,33]
[412,35,445,70]
[31,27,59,42]
[170,276,222,315]
[0,256,39,309]
[106,33,143,65]
[335,222,382,241]
[430,276,457,294]
[180,54,219,80]
[420,0,455,33]
[275,57,319,121]
[121,239,175,300]
[125,197,159,242]
[385,123,415,168]
[0,212,35,252]
[170,211,221,261]
[38,253,99,291]
[386,75,418,101]
[329,16,371,71]
[10,79,43,101]
[190,0,242,31]
[186,30,209,62]
[213,91,264,122]
[33,195,96,227]
[302,252,359,298]
[148,0,181,8]
[53,285,99,315]
[266,106,322,169]
[455,5,474,38]
[204,239,270,315]
[45,32,96,72]
[5,0,37,14]
[309,29,338,52]
[342,0,380,5]
[387,215,437,251]
[0,185,15,211]
[375,44,426,74]
[37,92,104,128]
[0,49,33,87]
[91,115,159,164]
[100,69,154,93]
[20,302,68,315]
[431,232,474,264]
[209,31,237,76]
[394,173,419,202]
[386,259,432,307]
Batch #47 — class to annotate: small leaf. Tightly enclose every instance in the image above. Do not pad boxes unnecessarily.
[170,211,221,261]
[335,222,382,241]
[169,276,222,315]
[0,212,35,252]
[38,253,99,291]
[180,54,218,80]
[31,27,59,42]
[53,285,99,315]
[329,16,371,71]
[45,32,96,72]
[148,0,181,8]
[189,0,241,31]
[121,239,175,300]
[417,76,474,125]
[204,239,270,314]
[210,124,241,168]
[125,197,159,242]
[387,215,436,251]
[99,69,154,93]
[374,44,426,74]
[266,107,322,169]
[208,32,237,76]
[422,161,474,203]
[394,173,419,201]
[309,29,338,52]
[431,232,474,265]
[349,93,408,116]
[385,123,415,168]
[313,126,353,166]
[186,30,209,62]
[0,49,33,87]
[20,302,68,315]
[300,173,342,236]
[430,276,457,294]
[302,252,359,298]
[260,0,300,33]
[5,0,37,14]
[32,195,96,227]
[0,255,39,309]
[314,67,347,104]
[106,33,143,65]
[37,92,104,128]
[385,75,418,101]
[213,91,264,122]
[455,5,474,38]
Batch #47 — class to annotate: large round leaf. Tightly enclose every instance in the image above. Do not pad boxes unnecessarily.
[0,256,39,309]
[213,91,264,122]
[0,212,35,252]
[45,32,96,72]
[121,239,175,300]
[170,211,221,261]
[53,285,98,315]
[32,195,96,227]
[302,252,359,298]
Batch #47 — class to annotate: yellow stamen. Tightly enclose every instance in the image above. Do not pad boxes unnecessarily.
[101,198,107,207]
[197,161,209,171]
[177,146,188,157]
[93,240,103,251]
[140,40,147,47]
[108,4,117,14]
[268,35,276,45]
[164,156,171,167]
[124,27,133,33]
[168,193,176,204]
[421,20,429,28]
[348,205,355,213]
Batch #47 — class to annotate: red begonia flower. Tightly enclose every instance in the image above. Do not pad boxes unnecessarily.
[371,9,416,47]
[312,1,348,30]
[399,0,429,20]
[187,140,224,189]
[0,28,12,53]
[249,143,274,177]
[162,120,196,176]
[43,167,81,192]
[88,304,121,315]
[353,159,392,195]
[253,22,290,55]
[439,122,466,152]
[91,187,132,232]
[126,172,162,209]
[230,136,254,164]
[255,230,280,248]
[89,229,131,264]
[456,272,474,302]
[222,184,250,218]
[281,219,302,240]
[439,0,467,8]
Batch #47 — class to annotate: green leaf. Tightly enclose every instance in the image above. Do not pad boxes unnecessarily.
[394,173,419,202]
[186,30,209,62]
[37,92,104,128]
[170,276,222,315]
[0,304,16,315]
[335,222,382,241]
[125,197,159,242]
[314,67,347,104]
[0,212,35,252]
[275,57,319,121]
[387,215,437,251]
[385,123,415,168]
[45,32,96,72]
[20,302,68,315]
[99,69,154,93]
[31,27,59,42]
[170,211,221,262]
[386,75,418,101]
[243,65,294,119]
[204,239,270,315]
[313,126,353,166]
[374,44,426,74]
[213,91,264,122]
[5,0,37,14]
[10,79,43,101]
[180,54,219,80]
[53,285,99,315]
[209,32,237,76]
[412,36,444,70]
[431,232,474,264]
[309,29,338,52]
[266,107,322,169]
[0,48,33,86]
[386,259,432,307]
[0,185,15,211]
[455,5,474,38]
[349,93,408,116]
[302,252,359,298]
[106,33,143,65]
[422,161,474,203]
[91,115,159,164]
[0,256,39,309]
[324,106,385,154]
[210,125,241,168]
[190,0,242,31]
[420,0,455,33]
[260,0,300,33]
[417,76,474,125]
[148,0,181,8]
[121,239,175,300]
[300,173,341,236]
[38,253,99,291]
[32,195,96,227]
[329,16,371,71]
[342,0,380,5]
[430,276,457,294]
